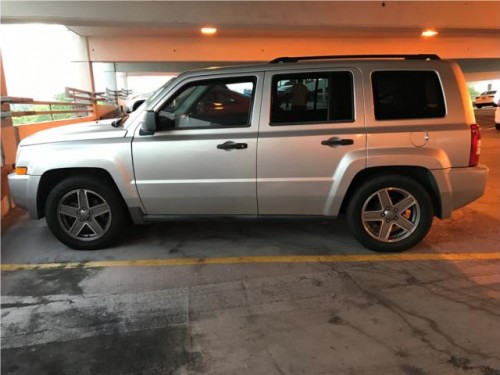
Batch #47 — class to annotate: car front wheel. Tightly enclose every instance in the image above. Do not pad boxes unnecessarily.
[45,176,127,250]
[346,175,434,252]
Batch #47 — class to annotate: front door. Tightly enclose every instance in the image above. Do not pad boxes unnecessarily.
[133,74,262,216]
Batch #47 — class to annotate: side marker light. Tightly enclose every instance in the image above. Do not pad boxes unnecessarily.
[15,167,28,175]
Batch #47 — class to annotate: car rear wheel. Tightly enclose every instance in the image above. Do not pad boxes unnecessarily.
[346,175,434,252]
[45,176,127,250]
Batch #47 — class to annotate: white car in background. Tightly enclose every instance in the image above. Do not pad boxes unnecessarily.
[473,90,499,108]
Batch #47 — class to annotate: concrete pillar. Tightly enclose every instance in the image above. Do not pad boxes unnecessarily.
[68,34,95,93]
[0,49,15,216]
[116,72,128,91]
[92,63,117,92]
[0,49,18,167]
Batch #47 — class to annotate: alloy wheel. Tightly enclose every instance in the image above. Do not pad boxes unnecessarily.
[57,189,112,241]
[361,187,420,243]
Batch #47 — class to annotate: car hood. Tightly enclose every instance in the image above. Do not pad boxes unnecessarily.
[19,119,128,146]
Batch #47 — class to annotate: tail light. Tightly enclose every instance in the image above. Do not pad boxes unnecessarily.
[469,124,481,167]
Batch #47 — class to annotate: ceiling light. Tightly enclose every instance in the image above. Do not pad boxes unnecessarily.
[422,29,438,37]
[201,27,217,35]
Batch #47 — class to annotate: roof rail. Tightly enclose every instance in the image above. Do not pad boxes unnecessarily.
[270,54,441,64]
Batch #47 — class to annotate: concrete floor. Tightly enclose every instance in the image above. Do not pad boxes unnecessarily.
[1,108,499,375]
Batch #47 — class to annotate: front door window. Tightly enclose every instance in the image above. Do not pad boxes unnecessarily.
[157,78,256,129]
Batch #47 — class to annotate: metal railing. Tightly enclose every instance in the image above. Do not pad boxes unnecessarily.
[0,87,124,167]
[65,87,105,106]
[105,88,133,106]
[2,89,96,126]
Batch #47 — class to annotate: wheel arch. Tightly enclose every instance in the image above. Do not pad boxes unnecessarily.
[37,168,129,220]
[339,166,442,218]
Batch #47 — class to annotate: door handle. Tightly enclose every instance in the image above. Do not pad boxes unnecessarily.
[217,141,248,150]
[321,137,354,147]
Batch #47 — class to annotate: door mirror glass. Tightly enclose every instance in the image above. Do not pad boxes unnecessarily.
[139,110,157,135]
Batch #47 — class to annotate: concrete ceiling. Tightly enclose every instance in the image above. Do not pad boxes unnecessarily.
[1,1,499,81]
[2,1,500,39]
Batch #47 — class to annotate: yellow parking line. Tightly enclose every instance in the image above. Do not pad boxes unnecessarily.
[1,252,499,271]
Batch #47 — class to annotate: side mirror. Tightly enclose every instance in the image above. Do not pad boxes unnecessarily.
[139,110,156,135]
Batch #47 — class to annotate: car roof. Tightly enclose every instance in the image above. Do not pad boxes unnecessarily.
[180,55,452,78]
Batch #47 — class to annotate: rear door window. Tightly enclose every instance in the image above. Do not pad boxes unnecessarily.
[270,72,354,125]
[372,71,445,120]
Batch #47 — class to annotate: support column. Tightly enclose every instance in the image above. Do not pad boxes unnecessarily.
[0,49,16,216]
[116,72,128,91]
[92,63,117,92]
[0,49,18,167]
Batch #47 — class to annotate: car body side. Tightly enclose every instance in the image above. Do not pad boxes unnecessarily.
[9,60,487,227]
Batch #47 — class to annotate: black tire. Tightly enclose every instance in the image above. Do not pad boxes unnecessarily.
[495,123,500,131]
[476,104,482,109]
[45,176,127,250]
[346,175,434,252]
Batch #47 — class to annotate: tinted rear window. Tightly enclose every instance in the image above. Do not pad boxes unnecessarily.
[372,71,445,120]
[270,71,354,125]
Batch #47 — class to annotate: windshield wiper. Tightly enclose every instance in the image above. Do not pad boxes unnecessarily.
[111,114,129,128]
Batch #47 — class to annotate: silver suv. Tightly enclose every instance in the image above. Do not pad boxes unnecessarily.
[8,54,488,252]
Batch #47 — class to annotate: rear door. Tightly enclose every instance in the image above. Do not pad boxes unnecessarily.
[257,68,366,216]
[133,73,263,216]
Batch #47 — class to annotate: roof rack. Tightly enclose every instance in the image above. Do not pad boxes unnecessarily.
[270,54,441,64]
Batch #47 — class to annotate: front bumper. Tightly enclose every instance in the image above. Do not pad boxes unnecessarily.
[7,173,41,219]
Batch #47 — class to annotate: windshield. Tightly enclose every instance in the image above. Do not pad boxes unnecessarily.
[121,77,179,128]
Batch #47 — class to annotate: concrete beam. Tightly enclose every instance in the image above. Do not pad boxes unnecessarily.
[87,35,500,62]
[2,1,499,33]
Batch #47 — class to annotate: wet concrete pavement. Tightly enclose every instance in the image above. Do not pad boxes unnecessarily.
[1,108,499,374]
[2,260,500,375]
